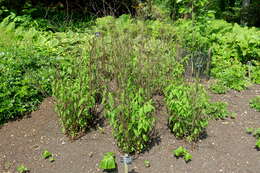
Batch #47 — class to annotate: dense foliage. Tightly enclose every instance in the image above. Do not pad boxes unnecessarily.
[0,0,259,154]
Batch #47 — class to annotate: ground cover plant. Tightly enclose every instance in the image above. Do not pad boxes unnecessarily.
[249,96,260,111]
[0,16,55,124]
[246,127,260,150]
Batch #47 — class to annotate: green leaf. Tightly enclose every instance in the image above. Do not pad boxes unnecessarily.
[144,160,150,168]
[184,153,192,162]
[256,139,260,149]
[99,152,116,170]
[42,150,52,159]
[246,127,254,134]
[173,146,186,157]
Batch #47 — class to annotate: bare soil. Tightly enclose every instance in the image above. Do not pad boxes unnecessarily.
[0,85,259,173]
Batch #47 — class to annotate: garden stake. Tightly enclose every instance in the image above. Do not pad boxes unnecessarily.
[121,154,132,173]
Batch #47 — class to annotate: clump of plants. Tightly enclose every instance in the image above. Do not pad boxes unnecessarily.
[106,87,155,153]
[164,82,209,142]
[42,150,55,162]
[246,127,260,150]
[172,146,192,162]
[249,96,260,111]
[0,17,55,124]
[17,164,29,173]
[206,101,229,120]
[91,16,180,153]
[52,55,97,138]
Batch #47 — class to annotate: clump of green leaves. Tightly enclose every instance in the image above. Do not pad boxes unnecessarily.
[52,55,97,138]
[144,160,150,168]
[99,152,116,170]
[42,150,55,162]
[246,127,260,150]
[206,101,229,120]
[106,88,155,153]
[172,146,192,162]
[249,96,260,111]
[17,165,29,173]
[246,127,254,134]
[164,82,209,141]
[0,18,56,124]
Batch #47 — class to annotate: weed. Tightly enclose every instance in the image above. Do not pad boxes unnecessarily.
[256,139,260,150]
[42,150,52,159]
[172,146,192,162]
[230,112,237,119]
[249,96,260,111]
[16,165,29,173]
[246,127,260,151]
[144,160,150,168]
[246,127,254,134]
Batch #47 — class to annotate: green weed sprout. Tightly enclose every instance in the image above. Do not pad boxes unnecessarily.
[172,146,192,162]
[17,165,29,173]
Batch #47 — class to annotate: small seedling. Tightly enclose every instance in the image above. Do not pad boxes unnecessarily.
[99,152,116,170]
[98,126,105,134]
[253,128,260,138]
[256,139,260,150]
[144,160,150,168]
[17,165,29,173]
[184,153,192,162]
[246,127,254,134]
[173,146,186,157]
[249,96,260,111]
[42,150,55,162]
[42,150,52,159]
[172,146,192,162]
[230,112,237,119]
[49,157,55,162]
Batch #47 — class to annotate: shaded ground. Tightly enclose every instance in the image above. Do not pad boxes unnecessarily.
[0,85,259,173]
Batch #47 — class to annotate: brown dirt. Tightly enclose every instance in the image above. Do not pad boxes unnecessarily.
[0,85,260,173]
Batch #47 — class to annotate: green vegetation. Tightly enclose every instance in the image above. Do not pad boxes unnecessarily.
[246,127,260,150]
[206,102,229,120]
[42,150,55,162]
[144,160,151,168]
[165,83,209,142]
[16,164,29,173]
[0,0,259,155]
[99,152,117,170]
[173,146,192,162]
[249,96,260,111]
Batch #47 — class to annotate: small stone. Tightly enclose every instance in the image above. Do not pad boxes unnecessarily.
[89,152,93,158]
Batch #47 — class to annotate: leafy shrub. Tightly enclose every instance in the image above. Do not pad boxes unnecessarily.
[0,19,56,123]
[106,88,155,153]
[164,82,209,141]
[249,96,260,111]
[175,19,260,92]
[52,55,97,138]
